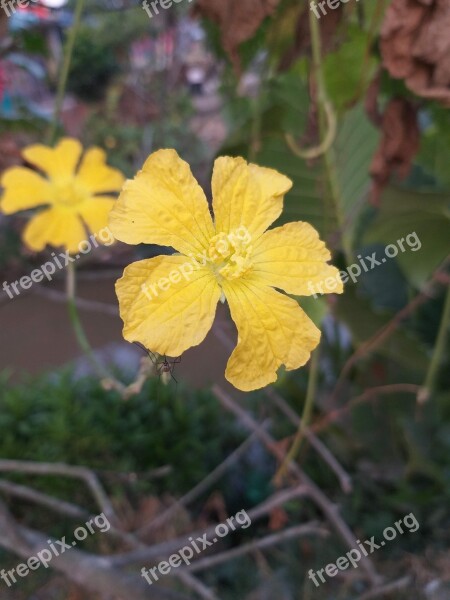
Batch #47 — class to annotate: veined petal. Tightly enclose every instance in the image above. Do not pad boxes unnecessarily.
[109,149,215,256]
[76,148,125,194]
[222,278,321,391]
[251,222,344,296]
[1,167,51,213]
[212,156,292,241]
[23,207,86,254]
[22,138,82,182]
[78,196,116,240]
[116,255,221,356]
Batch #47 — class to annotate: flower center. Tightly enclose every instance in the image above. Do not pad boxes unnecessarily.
[208,231,253,281]
[52,180,88,208]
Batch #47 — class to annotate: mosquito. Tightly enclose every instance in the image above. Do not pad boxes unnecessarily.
[133,342,181,385]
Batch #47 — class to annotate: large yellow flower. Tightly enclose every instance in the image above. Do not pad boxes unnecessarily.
[0,138,125,254]
[110,149,343,391]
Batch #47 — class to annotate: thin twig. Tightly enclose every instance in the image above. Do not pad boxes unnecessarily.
[176,571,220,600]
[356,576,412,600]
[186,523,327,573]
[267,389,352,493]
[331,261,449,403]
[137,430,261,537]
[0,479,145,550]
[312,384,420,435]
[0,479,89,520]
[0,460,118,525]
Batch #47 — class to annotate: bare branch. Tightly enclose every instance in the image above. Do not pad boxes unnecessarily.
[176,571,221,600]
[0,460,118,525]
[186,523,328,573]
[0,520,186,600]
[357,576,412,599]
[0,498,32,555]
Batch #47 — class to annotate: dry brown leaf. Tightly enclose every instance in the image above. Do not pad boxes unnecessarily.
[381,0,450,105]
[194,0,282,72]
[369,98,420,205]
[268,506,289,531]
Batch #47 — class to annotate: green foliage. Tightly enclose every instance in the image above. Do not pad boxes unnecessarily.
[323,25,378,111]
[0,371,241,500]
[364,186,450,288]
[68,27,120,101]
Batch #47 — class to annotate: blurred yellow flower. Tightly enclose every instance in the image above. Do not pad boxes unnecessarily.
[0,138,125,254]
[110,149,343,391]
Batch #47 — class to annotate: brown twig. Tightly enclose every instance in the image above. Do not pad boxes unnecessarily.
[331,261,449,403]
[186,522,328,573]
[266,388,353,493]
[356,575,412,599]
[176,571,221,600]
[0,460,118,525]
[0,478,146,550]
[312,384,420,435]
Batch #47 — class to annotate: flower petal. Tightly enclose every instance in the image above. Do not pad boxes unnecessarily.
[222,278,321,391]
[212,156,292,241]
[78,196,116,239]
[23,207,86,254]
[0,167,51,213]
[116,255,221,356]
[251,222,344,296]
[22,138,82,182]
[76,147,125,194]
[109,149,215,255]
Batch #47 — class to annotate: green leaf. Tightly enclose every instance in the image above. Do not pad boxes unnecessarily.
[364,186,450,287]
[324,25,378,111]
[335,287,429,373]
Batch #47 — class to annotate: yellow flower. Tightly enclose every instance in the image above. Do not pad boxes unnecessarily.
[0,138,125,254]
[110,149,343,391]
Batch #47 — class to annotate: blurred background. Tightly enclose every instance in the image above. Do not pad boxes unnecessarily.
[0,0,449,599]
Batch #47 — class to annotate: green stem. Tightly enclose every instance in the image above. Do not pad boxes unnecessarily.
[275,348,320,483]
[308,9,352,265]
[418,286,450,403]
[66,263,110,380]
[47,0,85,144]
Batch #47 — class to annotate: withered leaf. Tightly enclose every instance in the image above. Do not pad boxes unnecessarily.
[380,0,450,105]
[370,98,420,205]
[194,0,281,72]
